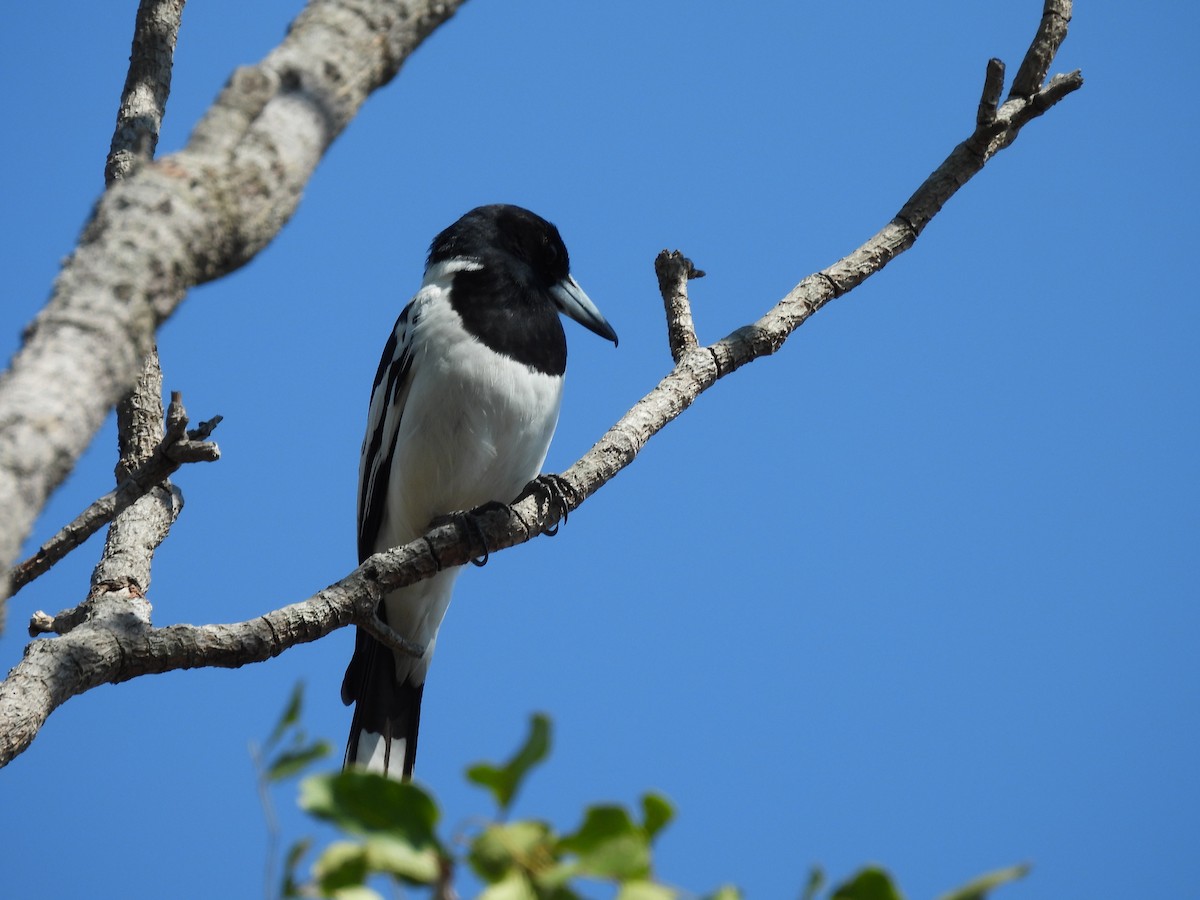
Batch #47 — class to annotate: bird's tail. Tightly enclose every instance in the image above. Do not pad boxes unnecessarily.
[341,628,424,780]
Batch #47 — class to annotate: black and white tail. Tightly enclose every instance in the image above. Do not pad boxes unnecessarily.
[341,628,424,780]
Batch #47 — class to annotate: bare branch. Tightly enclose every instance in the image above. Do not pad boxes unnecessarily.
[1010,0,1073,99]
[360,615,426,661]
[977,59,1005,128]
[0,0,468,597]
[6,394,219,599]
[655,250,704,363]
[0,533,417,766]
[106,0,187,185]
[187,415,223,442]
[89,0,191,633]
[2,593,358,767]
[90,351,178,610]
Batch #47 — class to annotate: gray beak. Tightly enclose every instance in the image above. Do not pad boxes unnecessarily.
[551,275,618,346]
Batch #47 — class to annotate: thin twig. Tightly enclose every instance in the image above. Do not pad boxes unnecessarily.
[977,58,1006,127]
[1010,0,1073,99]
[106,0,188,185]
[361,614,426,661]
[8,395,218,599]
[654,250,704,363]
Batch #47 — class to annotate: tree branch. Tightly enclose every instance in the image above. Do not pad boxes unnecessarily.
[1009,0,1072,100]
[5,0,210,606]
[8,395,218,600]
[106,0,187,185]
[81,0,190,639]
[87,369,181,625]
[0,0,1081,769]
[655,250,704,363]
[0,0,467,599]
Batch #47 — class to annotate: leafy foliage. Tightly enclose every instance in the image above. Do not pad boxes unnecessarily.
[262,690,1029,900]
[260,683,334,781]
[466,711,551,814]
[831,866,906,900]
[252,683,334,898]
[934,865,1031,900]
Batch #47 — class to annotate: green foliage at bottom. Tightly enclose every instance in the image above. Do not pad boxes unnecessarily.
[258,690,1030,900]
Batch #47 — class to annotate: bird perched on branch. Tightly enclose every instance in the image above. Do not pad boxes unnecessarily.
[341,205,618,779]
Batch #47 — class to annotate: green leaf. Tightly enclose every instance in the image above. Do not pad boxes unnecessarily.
[831,866,905,900]
[311,836,440,895]
[312,841,371,893]
[468,820,557,882]
[530,862,583,898]
[617,879,678,900]
[935,864,1031,900]
[267,682,306,749]
[800,867,826,900]
[299,771,440,850]
[467,713,552,813]
[701,887,741,900]
[640,793,674,842]
[479,869,538,900]
[267,739,333,782]
[281,837,312,898]
[362,835,442,884]
[326,889,383,900]
[558,805,650,880]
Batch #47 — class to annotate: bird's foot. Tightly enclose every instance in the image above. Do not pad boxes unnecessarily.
[431,505,505,568]
[517,473,579,537]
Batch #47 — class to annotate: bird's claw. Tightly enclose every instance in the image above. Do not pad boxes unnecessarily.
[524,473,578,537]
[461,508,500,566]
[431,508,499,567]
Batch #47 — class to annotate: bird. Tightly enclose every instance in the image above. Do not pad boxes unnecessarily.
[341,204,618,779]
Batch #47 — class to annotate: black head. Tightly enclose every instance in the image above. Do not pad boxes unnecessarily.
[428,205,572,292]
[425,206,618,374]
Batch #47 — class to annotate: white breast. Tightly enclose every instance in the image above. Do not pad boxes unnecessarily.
[373,275,564,682]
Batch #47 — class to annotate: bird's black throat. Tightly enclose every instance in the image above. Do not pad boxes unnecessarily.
[448,268,567,376]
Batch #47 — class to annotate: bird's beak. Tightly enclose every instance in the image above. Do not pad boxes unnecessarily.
[551,276,619,346]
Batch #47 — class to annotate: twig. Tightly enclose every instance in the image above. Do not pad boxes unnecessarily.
[654,250,704,363]
[434,856,458,900]
[361,614,426,661]
[8,394,219,600]
[106,0,188,185]
[90,348,174,608]
[1010,0,1072,99]
[977,59,1006,127]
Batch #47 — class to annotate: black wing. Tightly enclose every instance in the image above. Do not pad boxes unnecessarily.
[342,302,423,775]
[357,304,418,564]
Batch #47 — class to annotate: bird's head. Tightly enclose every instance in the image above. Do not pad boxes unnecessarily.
[428,204,619,346]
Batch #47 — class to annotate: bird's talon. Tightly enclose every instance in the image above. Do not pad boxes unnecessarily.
[527,473,578,537]
[458,512,491,567]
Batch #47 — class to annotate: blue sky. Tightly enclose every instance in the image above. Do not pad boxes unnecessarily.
[2,1,1197,897]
